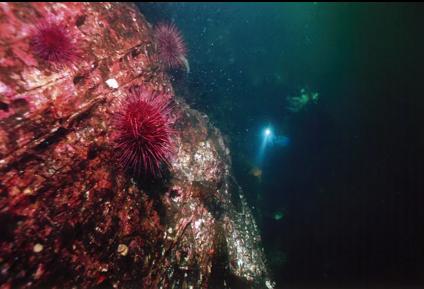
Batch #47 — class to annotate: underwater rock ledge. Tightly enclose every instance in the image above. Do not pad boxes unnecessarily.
[0,3,272,289]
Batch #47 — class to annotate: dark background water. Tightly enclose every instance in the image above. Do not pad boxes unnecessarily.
[137,3,424,288]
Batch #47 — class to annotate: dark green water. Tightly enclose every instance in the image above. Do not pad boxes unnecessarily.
[138,3,424,288]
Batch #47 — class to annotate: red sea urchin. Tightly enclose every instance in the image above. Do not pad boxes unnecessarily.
[30,19,79,66]
[114,86,174,176]
[154,22,188,71]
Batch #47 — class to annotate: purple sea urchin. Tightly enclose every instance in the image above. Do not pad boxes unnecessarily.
[113,86,174,176]
[30,19,79,66]
[154,22,188,71]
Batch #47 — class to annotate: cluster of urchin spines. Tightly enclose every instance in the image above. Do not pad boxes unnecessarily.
[113,85,174,177]
[153,22,188,71]
[30,17,80,68]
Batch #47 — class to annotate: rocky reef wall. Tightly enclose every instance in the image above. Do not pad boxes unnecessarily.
[0,3,272,289]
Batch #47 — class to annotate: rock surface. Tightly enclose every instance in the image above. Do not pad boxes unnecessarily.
[0,3,273,289]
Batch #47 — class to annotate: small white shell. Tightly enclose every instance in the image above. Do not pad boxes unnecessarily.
[106,78,119,89]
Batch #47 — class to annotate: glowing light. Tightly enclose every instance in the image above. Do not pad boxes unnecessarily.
[264,127,272,138]
[257,125,290,166]
[257,126,273,166]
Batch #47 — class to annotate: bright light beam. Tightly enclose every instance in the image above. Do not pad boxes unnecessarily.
[264,128,272,137]
[257,126,273,166]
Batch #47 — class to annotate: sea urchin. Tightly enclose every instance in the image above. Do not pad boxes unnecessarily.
[113,86,174,176]
[154,22,188,71]
[30,19,79,66]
